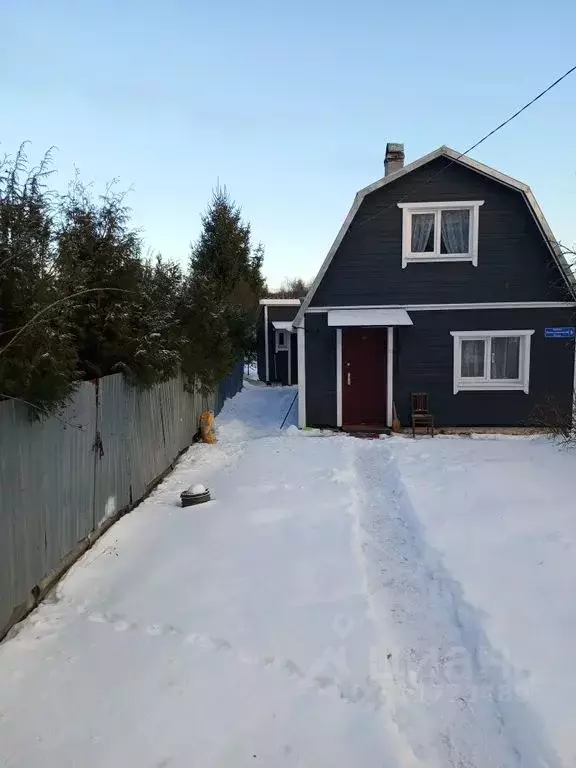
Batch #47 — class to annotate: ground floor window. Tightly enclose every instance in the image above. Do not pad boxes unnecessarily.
[450,330,534,393]
[275,330,289,351]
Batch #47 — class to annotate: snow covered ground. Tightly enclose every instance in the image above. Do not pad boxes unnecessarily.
[0,383,575,767]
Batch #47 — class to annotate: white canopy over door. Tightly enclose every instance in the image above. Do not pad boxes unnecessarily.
[327,309,413,327]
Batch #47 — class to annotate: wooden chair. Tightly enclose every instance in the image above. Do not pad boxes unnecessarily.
[411,393,435,437]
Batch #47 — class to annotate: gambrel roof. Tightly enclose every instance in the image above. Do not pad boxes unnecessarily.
[294,146,575,327]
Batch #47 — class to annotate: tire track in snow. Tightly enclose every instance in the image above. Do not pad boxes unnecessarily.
[348,438,562,768]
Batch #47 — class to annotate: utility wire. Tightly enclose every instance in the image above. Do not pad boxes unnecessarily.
[355,63,576,231]
[457,63,576,160]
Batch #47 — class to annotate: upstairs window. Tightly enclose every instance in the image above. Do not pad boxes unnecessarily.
[450,330,534,393]
[398,201,484,267]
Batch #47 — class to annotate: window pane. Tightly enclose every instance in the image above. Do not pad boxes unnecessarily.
[491,336,520,379]
[461,339,485,377]
[411,213,435,252]
[440,209,470,254]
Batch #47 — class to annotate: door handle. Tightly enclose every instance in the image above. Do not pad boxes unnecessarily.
[347,372,351,386]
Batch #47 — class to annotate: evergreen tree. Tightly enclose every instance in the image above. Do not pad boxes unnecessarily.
[123,254,183,387]
[1,147,267,412]
[0,146,78,417]
[56,180,146,380]
[180,187,265,387]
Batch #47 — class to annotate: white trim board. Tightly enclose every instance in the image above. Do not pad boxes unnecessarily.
[572,338,576,430]
[293,145,575,328]
[264,304,270,382]
[397,200,485,209]
[327,308,412,326]
[386,327,393,428]
[259,298,301,306]
[336,329,342,427]
[297,327,306,427]
[305,302,576,313]
[287,333,292,386]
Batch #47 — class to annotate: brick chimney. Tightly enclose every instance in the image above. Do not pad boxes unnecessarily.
[384,143,404,176]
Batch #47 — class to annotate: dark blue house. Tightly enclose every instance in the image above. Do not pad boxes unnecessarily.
[256,299,300,385]
[293,144,576,430]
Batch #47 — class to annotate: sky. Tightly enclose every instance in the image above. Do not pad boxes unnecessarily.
[2,0,576,288]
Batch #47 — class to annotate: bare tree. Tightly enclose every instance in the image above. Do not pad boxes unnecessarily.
[532,242,576,444]
[269,277,310,299]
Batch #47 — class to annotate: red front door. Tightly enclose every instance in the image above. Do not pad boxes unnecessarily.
[342,328,387,427]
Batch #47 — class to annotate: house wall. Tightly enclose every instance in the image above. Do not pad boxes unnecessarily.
[305,313,337,426]
[393,308,575,427]
[257,304,299,384]
[310,157,572,307]
[302,309,575,428]
[273,348,289,383]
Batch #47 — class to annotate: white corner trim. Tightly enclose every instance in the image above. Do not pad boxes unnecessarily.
[264,304,269,382]
[259,298,301,306]
[572,337,576,429]
[287,332,292,386]
[387,327,393,427]
[451,330,534,394]
[293,146,574,328]
[306,302,576,313]
[297,326,306,427]
[336,328,342,427]
[400,201,483,269]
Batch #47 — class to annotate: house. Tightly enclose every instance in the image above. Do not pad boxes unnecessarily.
[256,298,300,385]
[294,144,576,430]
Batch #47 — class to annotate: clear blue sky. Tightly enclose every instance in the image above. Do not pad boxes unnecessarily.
[3,0,575,288]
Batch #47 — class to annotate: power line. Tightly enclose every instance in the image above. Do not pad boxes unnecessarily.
[455,63,576,162]
[355,63,576,230]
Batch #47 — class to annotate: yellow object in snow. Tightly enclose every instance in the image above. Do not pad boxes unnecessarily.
[199,411,217,444]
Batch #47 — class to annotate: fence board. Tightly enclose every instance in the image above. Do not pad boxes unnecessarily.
[0,364,243,637]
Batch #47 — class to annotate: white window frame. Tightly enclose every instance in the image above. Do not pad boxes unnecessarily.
[451,330,534,394]
[398,201,484,268]
[275,329,289,352]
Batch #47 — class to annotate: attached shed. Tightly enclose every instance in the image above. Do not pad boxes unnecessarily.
[256,299,300,385]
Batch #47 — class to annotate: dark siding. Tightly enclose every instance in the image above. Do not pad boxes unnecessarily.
[393,309,575,427]
[305,313,337,426]
[311,157,571,306]
[273,350,289,384]
[266,305,299,384]
[290,332,298,384]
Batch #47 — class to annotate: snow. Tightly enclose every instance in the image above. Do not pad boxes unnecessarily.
[387,434,576,767]
[0,383,575,767]
[188,483,207,495]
